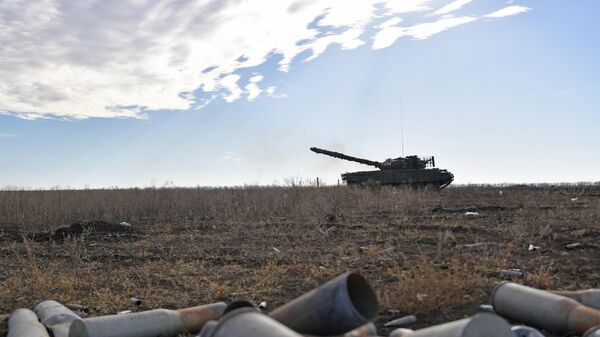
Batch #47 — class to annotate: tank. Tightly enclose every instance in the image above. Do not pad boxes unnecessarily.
[310,147,454,189]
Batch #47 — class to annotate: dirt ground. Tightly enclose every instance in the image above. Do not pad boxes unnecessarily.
[0,185,599,336]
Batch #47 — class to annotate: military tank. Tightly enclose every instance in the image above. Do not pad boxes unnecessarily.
[310,147,454,189]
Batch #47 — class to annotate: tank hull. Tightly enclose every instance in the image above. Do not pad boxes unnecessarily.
[342,168,454,189]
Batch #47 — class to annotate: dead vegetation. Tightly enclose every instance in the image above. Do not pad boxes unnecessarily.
[0,184,599,335]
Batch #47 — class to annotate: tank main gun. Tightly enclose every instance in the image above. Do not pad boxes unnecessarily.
[310,147,435,170]
[310,147,384,169]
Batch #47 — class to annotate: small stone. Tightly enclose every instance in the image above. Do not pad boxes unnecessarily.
[501,269,524,278]
[416,293,427,302]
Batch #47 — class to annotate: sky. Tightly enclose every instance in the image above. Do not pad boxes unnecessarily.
[1,0,599,188]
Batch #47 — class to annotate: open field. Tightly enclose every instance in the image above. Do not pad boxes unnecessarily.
[1,185,600,335]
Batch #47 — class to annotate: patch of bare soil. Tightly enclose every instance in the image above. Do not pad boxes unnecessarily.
[1,221,140,243]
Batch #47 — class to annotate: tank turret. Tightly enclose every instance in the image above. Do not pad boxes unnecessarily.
[310,147,453,189]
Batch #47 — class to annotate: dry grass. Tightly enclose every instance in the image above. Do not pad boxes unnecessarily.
[1,184,599,334]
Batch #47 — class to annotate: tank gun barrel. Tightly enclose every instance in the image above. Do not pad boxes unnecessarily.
[310,147,383,169]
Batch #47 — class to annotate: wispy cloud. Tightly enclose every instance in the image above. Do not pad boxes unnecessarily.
[0,0,531,120]
[0,133,17,138]
[484,5,531,18]
[373,16,477,49]
[245,74,264,101]
[222,151,242,163]
[431,0,474,16]
[373,3,530,49]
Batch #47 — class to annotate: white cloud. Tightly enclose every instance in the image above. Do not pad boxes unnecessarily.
[304,28,365,62]
[265,86,286,99]
[432,0,473,16]
[245,83,261,101]
[193,94,217,110]
[220,74,243,103]
[379,17,403,29]
[379,0,431,14]
[373,26,405,50]
[484,5,531,18]
[0,0,531,120]
[249,75,264,83]
[405,16,478,40]
[373,16,477,48]
[245,74,264,101]
[0,133,17,138]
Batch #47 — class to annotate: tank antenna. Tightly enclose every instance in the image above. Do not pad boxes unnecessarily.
[400,93,405,157]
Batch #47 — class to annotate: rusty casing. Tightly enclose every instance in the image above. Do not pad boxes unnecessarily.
[177,302,227,332]
[69,309,181,337]
[492,282,600,334]
[389,313,513,337]
[69,302,225,337]
[553,289,600,310]
[269,272,378,336]
[7,308,50,337]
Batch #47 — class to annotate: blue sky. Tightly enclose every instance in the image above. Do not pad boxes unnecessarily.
[1,0,599,188]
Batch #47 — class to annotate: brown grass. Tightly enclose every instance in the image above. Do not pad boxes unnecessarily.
[1,184,599,334]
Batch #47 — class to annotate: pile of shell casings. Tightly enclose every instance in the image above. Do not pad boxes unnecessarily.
[7,272,376,337]
[387,282,600,337]
[7,272,600,337]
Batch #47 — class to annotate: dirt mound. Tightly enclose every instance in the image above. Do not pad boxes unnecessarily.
[30,221,139,242]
